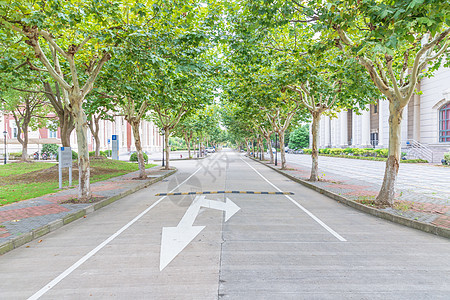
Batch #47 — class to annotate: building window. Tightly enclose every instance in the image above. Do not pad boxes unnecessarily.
[439,102,450,142]
[370,132,378,147]
[49,129,57,138]
[13,128,17,138]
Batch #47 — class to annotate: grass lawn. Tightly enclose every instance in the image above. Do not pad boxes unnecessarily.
[0,159,156,206]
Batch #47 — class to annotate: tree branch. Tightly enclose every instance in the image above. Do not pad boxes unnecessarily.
[81,52,112,98]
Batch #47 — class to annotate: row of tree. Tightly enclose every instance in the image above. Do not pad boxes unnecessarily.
[218,0,450,206]
[1,1,449,207]
[0,1,227,201]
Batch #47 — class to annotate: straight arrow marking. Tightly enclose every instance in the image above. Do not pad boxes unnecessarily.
[160,196,240,271]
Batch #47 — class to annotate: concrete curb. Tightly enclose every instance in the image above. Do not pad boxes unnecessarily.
[153,156,209,162]
[250,157,450,239]
[0,168,177,255]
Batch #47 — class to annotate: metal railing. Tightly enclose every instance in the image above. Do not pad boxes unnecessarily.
[406,139,433,162]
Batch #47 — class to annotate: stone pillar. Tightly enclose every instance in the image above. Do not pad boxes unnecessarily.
[378,100,384,147]
[332,117,339,147]
[340,111,348,147]
[319,116,325,147]
[352,110,358,146]
[324,115,331,147]
[413,88,421,142]
[361,105,371,147]
[401,103,408,147]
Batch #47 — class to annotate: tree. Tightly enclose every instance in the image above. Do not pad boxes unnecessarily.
[0,1,122,200]
[240,1,379,179]
[305,0,450,204]
[289,125,309,150]
[0,86,49,160]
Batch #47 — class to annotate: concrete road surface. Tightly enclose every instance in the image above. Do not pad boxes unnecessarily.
[0,150,449,299]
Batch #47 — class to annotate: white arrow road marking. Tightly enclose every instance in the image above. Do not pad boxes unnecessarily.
[160,196,240,271]
[28,167,203,300]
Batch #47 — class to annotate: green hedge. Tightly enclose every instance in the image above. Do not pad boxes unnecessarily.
[89,151,107,157]
[9,152,22,158]
[301,148,428,163]
[306,147,390,158]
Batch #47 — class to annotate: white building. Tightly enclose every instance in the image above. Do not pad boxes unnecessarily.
[312,65,450,163]
[0,113,163,158]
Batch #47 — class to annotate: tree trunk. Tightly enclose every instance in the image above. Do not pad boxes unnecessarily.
[131,120,146,179]
[376,102,403,205]
[245,138,250,156]
[164,129,170,170]
[310,112,321,181]
[266,136,274,164]
[60,110,75,147]
[252,139,256,157]
[279,131,287,169]
[94,117,100,156]
[260,138,265,161]
[72,100,91,201]
[21,130,29,160]
[43,82,74,147]
[184,132,191,158]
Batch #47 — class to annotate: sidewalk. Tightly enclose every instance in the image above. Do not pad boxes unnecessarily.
[0,166,176,254]
[252,154,450,238]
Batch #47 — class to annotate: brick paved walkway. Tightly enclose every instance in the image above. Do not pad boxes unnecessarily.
[0,166,175,251]
[262,154,450,232]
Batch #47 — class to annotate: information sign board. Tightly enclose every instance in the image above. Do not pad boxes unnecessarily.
[58,147,72,189]
[112,135,119,160]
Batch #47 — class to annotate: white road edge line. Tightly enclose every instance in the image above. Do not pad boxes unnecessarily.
[28,167,203,300]
[240,157,347,242]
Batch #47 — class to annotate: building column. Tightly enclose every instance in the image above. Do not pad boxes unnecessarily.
[332,117,339,147]
[324,115,331,147]
[319,116,325,147]
[378,100,384,147]
[413,87,421,142]
[401,103,408,147]
[352,110,358,146]
[340,110,348,147]
[361,105,371,147]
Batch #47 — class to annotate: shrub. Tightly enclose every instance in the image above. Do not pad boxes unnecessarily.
[374,148,388,157]
[130,152,148,162]
[321,148,330,154]
[303,148,312,154]
[329,148,343,155]
[9,152,22,159]
[343,148,354,155]
[288,125,310,149]
[103,150,112,157]
[42,144,59,156]
[443,152,450,165]
[89,151,107,158]
[401,159,428,163]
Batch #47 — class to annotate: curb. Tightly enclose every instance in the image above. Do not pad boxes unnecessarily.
[153,156,209,162]
[250,157,450,239]
[0,168,177,255]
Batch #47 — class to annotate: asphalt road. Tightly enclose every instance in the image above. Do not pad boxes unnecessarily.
[0,150,449,299]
